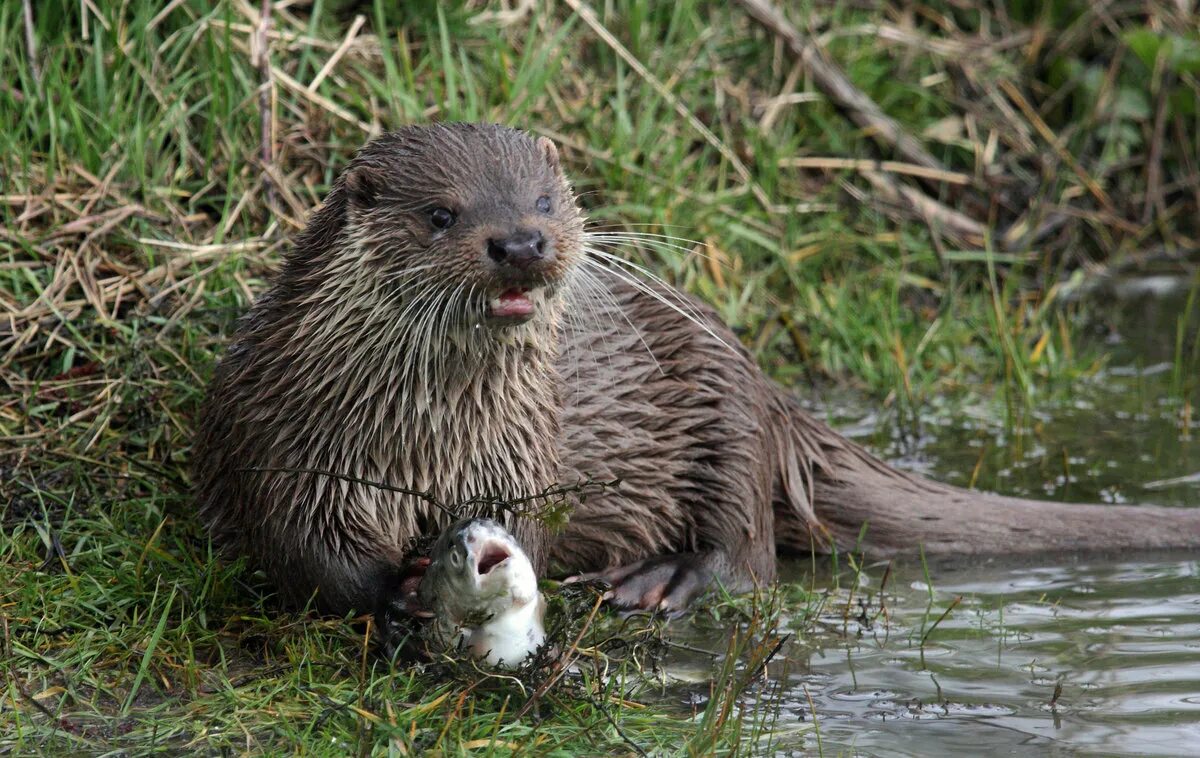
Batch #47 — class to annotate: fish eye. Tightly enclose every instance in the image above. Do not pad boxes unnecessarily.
[430,207,456,230]
[535,195,551,214]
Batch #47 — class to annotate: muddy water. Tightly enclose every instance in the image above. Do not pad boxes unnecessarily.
[671,282,1200,755]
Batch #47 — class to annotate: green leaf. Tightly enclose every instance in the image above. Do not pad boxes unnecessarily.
[1169,86,1198,117]
[1124,27,1164,69]
[1112,87,1151,121]
[1168,35,1200,74]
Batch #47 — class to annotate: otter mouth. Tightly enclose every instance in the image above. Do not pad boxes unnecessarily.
[476,542,512,575]
[487,286,541,324]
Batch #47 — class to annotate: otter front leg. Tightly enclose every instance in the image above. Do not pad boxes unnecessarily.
[374,556,435,660]
[567,550,750,614]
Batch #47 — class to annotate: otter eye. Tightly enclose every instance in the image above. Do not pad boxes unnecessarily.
[536,195,551,214]
[450,550,462,567]
[430,207,456,230]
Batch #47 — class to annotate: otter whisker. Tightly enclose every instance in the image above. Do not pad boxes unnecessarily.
[580,249,737,353]
[585,233,724,271]
[581,263,731,361]
[583,247,718,330]
[560,269,625,397]
[583,241,716,306]
[585,267,663,378]
[383,275,458,359]
[566,266,665,378]
[375,279,442,319]
[462,283,492,357]
[586,241,716,275]
[584,232,735,297]
[584,229,710,257]
[584,221,696,233]
[586,230,704,250]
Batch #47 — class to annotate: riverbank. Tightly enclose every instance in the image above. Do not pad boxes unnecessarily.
[3,1,1197,753]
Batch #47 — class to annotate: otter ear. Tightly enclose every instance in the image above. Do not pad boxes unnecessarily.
[344,164,383,208]
[536,136,560,170]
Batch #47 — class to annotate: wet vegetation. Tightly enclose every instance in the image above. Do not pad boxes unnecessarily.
[2,0,1199,754]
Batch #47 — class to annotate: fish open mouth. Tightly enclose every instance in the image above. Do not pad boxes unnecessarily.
[487,287,539,323]
[476,542,512,575]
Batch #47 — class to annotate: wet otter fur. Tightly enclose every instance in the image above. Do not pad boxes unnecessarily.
[194,123,1200,619]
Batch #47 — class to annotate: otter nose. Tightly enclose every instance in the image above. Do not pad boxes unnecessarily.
[487,230,547,269]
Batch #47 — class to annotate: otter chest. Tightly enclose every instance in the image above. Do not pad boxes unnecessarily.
[360,351,562,519]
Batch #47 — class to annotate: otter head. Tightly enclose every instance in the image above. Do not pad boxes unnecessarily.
[327,123,584,336]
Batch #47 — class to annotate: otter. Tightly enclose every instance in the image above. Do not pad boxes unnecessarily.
[194,123,1200,621]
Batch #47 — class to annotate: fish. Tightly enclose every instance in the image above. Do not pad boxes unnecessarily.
[416,517,546,668]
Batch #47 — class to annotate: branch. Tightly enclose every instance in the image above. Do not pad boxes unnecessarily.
[735,0,945,174]
[861,170,986,245]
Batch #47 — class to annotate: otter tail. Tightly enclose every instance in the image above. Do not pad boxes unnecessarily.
[770,394,1200,557]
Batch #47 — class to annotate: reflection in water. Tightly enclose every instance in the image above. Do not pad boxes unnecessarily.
[662,557,1200,757]
[795,558,1199,756]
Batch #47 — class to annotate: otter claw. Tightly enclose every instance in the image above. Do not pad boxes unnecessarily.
[376,556,435,660]
[568,553,715,614]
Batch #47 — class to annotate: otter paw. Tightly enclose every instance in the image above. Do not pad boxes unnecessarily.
[376,557,434,661]
[566,553,715,615]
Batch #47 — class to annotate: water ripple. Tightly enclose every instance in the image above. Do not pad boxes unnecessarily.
[786,557,1200,757]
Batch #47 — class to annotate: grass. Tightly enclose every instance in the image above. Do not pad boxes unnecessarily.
[2,0,1199,754]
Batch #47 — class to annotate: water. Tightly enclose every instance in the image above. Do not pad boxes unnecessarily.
[667,281,1200,756]
[766,556,1200,756]
[660,550,1200,756]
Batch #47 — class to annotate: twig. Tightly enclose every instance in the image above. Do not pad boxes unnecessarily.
[872,559,893,632]
[996,78,1113,212]
[307,14,366,93]
[235,465,616,521]
[586,693,649,758]
[146,0,188,32]
[758,62,810,132]
[1144,471,1200,490]
[272,65,374,133]
[744,633,790,683]
[801,683,822,753]
[235,466,464,518]
[254,0,276,214]
[735,0,945,174]
[470,0,536,27]
[780,156,971,185]
[1002,206,1069,250]
[514,592,605,719]
[859,170,986,245]
[21,0,41,95]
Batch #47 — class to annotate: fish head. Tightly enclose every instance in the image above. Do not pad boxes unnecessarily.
[418,517,539,620]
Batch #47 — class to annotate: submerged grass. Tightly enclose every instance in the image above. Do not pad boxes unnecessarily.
[2,0,1198,753]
